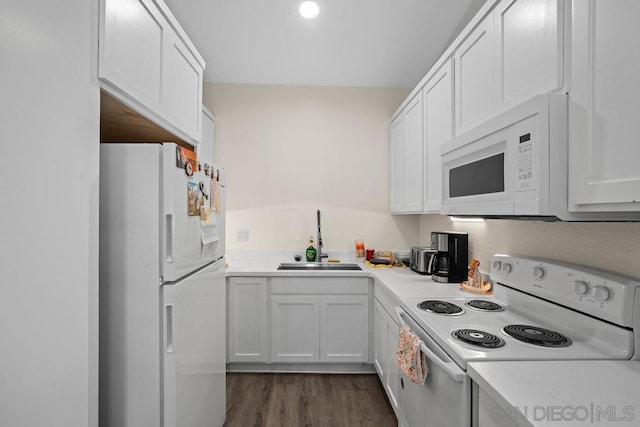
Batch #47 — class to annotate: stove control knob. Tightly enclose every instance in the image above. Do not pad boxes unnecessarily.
[501,263,512,273]
[573,280,590,296]
[593,286,612,302]
[492,261,502,270]
[532,266,545,279]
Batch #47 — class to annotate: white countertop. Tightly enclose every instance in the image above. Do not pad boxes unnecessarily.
[225,250,468,301]
[468,360,640,427]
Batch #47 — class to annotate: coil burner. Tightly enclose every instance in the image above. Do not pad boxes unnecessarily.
[417,300,464,315]
[465,300,504,312]
[453,329,505,349]
[503,325,572,348]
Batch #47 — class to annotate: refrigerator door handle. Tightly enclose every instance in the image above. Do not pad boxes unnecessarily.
[165,213,174,263]
[165,304,174,354]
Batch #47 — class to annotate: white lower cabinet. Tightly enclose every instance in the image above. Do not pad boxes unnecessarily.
[228,276,371,365]
[271,295,321,362]
[227,277,269,362]
[320,295,369,363]
[373,295,404,422]
[473,384,519,427]
[270,280,370,363]
[373,300,389,380]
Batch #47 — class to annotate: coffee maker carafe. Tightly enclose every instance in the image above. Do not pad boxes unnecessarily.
[430,231,468,283]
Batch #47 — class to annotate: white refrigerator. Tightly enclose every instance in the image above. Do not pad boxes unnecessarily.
[99,143,226,427]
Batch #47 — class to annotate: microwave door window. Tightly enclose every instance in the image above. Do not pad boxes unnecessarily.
[449,153,505,197]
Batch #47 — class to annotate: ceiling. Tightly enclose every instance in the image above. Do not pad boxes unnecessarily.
[164,0,486,88]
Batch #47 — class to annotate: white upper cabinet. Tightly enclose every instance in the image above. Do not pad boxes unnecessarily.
[403,95,425,213]
[389,0,639,218]
[454,16,494,136]
[390,94,424,214]
[199,106,216,162]
[569,0,640,212]
[100,0,165,113]
[423,59,454,213]
[390,116,406,213]
[493,0,562,115]
[454,0,563,135]
[164,31,203,141]
[99,0,205,145]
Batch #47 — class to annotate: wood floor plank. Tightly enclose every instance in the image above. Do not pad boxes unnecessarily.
[225,373,397,427]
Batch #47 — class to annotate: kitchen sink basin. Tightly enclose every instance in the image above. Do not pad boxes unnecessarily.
[277,262,361,271]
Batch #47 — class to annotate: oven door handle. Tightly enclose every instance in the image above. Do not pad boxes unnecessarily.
[394,307,465,383]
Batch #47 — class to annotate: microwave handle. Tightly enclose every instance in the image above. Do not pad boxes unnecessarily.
[394,307,465,383]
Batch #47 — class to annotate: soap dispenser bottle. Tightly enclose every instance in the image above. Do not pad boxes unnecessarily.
[305,236,317,262]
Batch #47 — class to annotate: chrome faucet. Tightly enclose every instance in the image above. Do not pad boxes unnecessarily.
[316,209,328,262]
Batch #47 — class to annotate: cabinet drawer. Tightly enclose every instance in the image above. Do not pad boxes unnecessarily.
[374,280,401,319]
[271,277,369,294]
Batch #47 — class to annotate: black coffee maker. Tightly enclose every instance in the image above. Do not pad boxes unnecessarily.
[430,231,468,283]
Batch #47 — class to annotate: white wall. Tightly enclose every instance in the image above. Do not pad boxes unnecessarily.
[204,83,417,255]
[0,2,99,426]
[420,215,640,279]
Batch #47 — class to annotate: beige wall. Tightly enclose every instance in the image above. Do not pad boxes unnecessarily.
[203,83,417,253]
[420,215,640,279]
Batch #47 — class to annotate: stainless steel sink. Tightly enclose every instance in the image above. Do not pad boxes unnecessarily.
[277,262,361,271]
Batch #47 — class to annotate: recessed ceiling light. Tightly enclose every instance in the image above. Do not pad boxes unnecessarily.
[299,1,319,19]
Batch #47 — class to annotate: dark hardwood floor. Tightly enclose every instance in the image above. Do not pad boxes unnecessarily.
[225,373,398,427]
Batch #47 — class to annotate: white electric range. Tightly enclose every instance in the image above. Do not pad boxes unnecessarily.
[395,254,640,427]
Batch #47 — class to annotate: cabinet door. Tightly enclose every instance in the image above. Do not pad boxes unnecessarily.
[271,295,320,363]
[403,95,424,213]
[423,59,453,213]
[385,313,400,410]
[373,300,388,379]
[493,0,562,114]
[228,277,268,362]
[455,17,494,136]
[320,295,369,363]
[569,0,640,211]
[99,0,166,113]
[199,107,215,162]
[390,116,405,213]
[164,32,203,142]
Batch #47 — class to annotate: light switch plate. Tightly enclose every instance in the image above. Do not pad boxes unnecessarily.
[236,228,249,241]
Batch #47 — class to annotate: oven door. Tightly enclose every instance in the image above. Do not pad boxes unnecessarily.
[395,307,470,427]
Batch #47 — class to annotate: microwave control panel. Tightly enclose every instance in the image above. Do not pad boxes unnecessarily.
[517,132,533,190]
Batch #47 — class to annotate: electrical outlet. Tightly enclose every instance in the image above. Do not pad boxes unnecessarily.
[236,228,249,241]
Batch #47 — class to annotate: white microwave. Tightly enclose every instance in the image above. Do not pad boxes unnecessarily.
[440,94,632,221]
